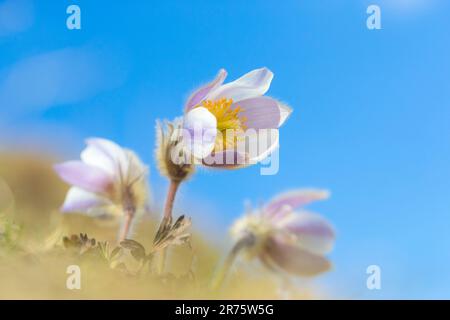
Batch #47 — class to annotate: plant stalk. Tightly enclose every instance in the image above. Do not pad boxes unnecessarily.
[156,180,180,274]
[210,234,255,291]
[119,207,135,242]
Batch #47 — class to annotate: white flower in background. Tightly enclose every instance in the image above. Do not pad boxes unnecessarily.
[230,189,335,277]
[54,138,150,240]
[183,68,292,168]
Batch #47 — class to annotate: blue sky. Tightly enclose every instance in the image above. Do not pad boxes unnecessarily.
[1,0,450,298]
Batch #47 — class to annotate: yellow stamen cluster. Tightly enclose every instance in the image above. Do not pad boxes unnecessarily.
[200,98,247,151]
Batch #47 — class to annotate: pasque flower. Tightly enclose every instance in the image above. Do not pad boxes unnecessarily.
[54,138,150,241]
[212,189,335,289]
[183,68,292,168]
[153,68,291,274]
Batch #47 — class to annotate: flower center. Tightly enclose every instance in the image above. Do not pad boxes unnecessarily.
[199,98,247,151]
[201,98,246,131]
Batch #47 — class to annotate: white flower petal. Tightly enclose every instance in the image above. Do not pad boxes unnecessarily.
[245,128,279,163]
[81,144,116,176]
[183,107,218,159]
[207,67,274,102]
[85,138,130,178]
[61,187,111,213]
[279,103,292,127]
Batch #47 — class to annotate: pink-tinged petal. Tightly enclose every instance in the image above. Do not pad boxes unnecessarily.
[246,128,279,163]
[279,211,335,255]
[261,236,331,277]
[185,69,227,112]
[234,96,281,129]
[207,67,273,103]
[183,107,218,159]
[54,161,114,194]
[202,149,249,169]
[279,103,292,127]
[61,187,111,213]
[85,138,129,177]
[264,189,330,218]
[266,205,294,223]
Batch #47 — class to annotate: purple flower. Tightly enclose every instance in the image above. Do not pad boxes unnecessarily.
[182,68,292,168]
[54,138,149,219]
[230,189,335,277]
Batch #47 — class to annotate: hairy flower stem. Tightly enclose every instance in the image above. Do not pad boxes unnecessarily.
[156,180,181,274]
[210,234,255,291]
[164,180,180,220]
[119,207,135,242]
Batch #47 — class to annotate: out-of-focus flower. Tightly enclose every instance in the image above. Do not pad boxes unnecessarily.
[54,138,150,240]
[183,68,292,168]
[229,189,335,277]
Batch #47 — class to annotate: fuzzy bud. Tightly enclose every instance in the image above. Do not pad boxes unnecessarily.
[155,119,195,183]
